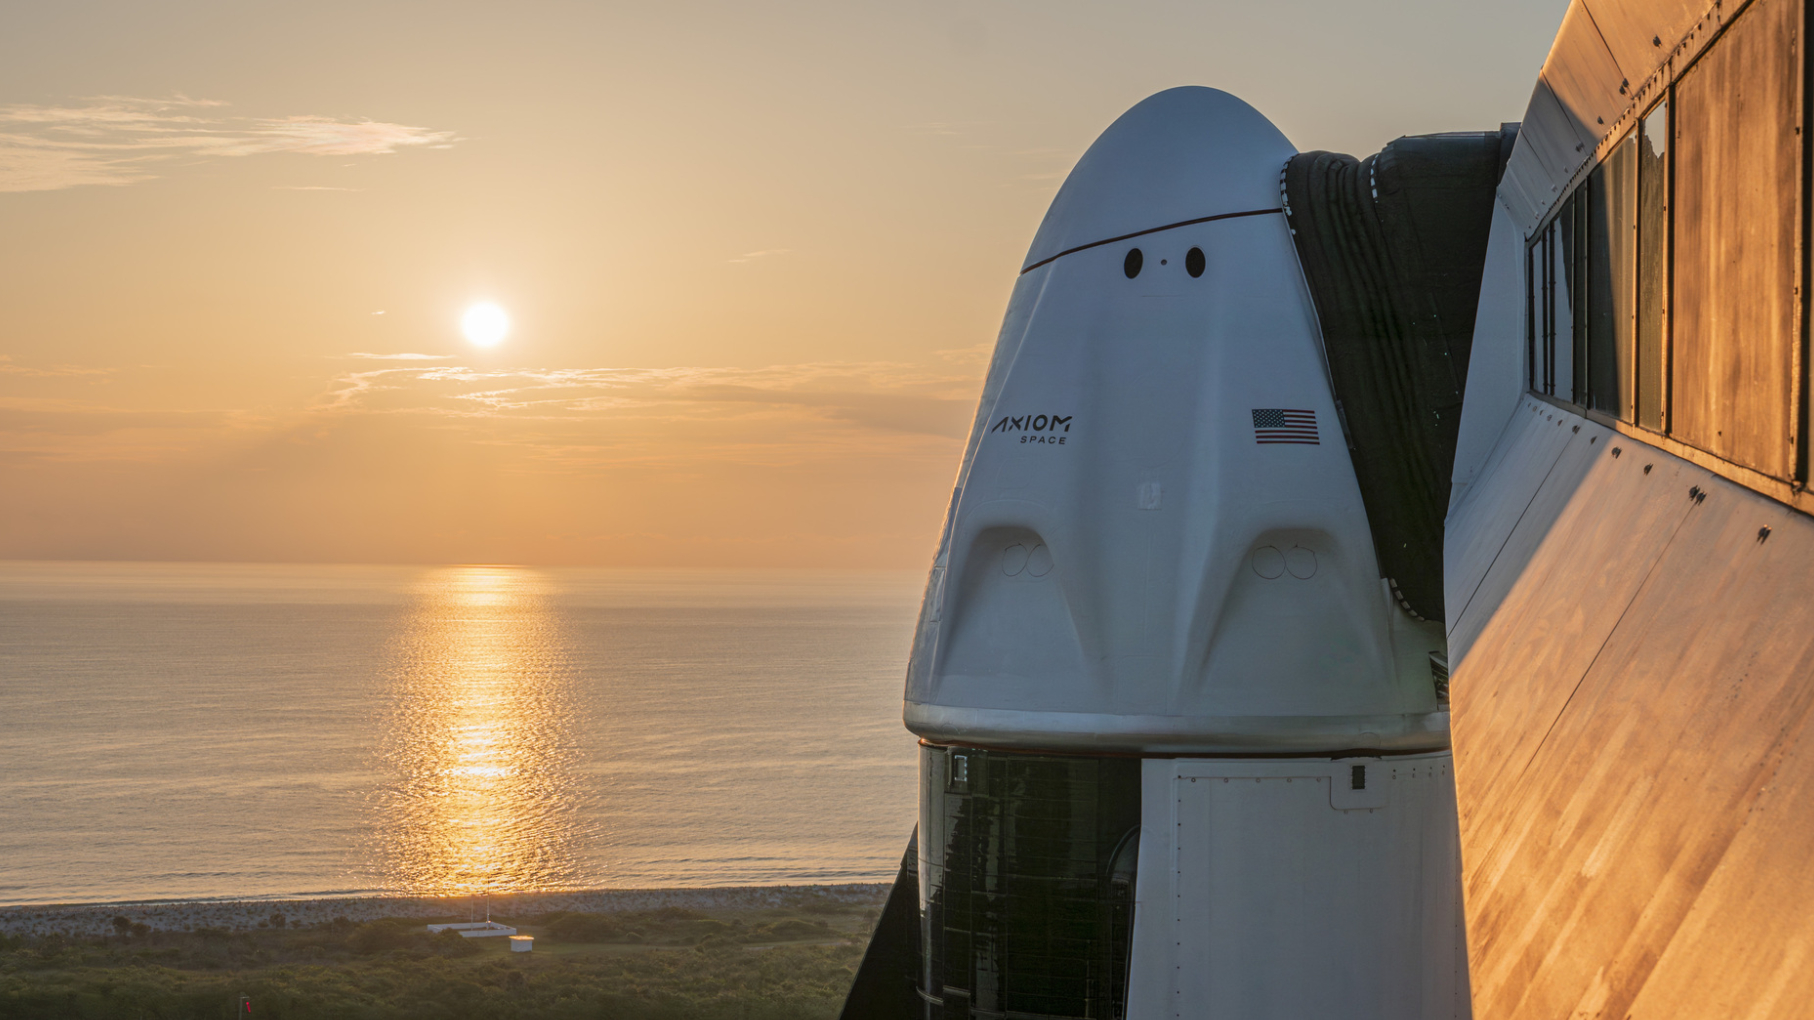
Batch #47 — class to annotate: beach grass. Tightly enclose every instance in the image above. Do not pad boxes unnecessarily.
[0,897,882,1019]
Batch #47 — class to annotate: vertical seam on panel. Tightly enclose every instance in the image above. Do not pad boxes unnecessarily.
[1662,82,1675,437]
[1799,0,1812,484]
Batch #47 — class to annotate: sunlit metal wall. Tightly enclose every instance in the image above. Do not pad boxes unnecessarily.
[1451,0,1814,1016]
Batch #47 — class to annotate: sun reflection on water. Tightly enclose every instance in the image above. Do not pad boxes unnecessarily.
[372,566,593,894]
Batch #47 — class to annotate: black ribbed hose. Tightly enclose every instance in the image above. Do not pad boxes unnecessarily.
[1282,127,1514,621]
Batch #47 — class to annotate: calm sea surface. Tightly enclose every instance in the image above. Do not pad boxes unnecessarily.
[0,562,924,906]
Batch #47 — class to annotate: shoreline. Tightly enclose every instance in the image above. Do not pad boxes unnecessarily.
[0,883,893,939]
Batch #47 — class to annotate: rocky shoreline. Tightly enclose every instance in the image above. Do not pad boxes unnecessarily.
[0,883,892,939]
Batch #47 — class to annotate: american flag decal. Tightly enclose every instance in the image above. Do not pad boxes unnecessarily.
[1252,408,1319,444]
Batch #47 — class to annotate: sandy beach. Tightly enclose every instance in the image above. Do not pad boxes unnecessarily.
[0,883,892,939]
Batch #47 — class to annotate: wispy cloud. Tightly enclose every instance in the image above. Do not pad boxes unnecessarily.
[727,248,792,264]
[302,360,981,468]
[906,121,992,136]
[0,355,112,378]
[0,357,983,564]
[934,342,992,365]
[0,398,260,464]
[0,357,983,472]
[273,185,361,191]
[0,95,457,193]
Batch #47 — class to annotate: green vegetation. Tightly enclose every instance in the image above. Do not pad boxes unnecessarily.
[541,907,842,949]
[0,903,880,1019]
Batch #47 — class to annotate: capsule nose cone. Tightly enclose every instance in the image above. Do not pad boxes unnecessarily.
[1023,86,1296,271]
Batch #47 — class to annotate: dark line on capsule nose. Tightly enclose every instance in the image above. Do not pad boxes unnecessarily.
[1018,207,1283,274]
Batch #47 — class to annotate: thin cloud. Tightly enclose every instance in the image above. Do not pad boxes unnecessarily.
[0,356,112,378]
[0,400,262,464]
[311,360,980,443]
[274,185,361,191]
[0,96,457,193]
[0,356,982,470]
[934,342,993,365]
[727,248,793,264]
[906,121,993,136]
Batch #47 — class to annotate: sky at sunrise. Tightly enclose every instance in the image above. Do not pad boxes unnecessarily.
[1,0,1569,568]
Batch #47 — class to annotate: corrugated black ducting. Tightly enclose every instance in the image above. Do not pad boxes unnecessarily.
[1283,126,1516,621]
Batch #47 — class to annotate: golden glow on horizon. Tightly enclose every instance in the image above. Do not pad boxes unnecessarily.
[0,3,1571,569]
[461,303,511,347]
[375,566,590,894]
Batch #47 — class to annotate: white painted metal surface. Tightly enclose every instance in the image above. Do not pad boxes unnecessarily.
[1444,401,1584,658]
[1449,202,1531,513]
[903,86,1446,754]
[1127,753,1469,1020]
[1019,87,1294,271]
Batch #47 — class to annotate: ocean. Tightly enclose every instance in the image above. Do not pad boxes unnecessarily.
[0,561,924,907]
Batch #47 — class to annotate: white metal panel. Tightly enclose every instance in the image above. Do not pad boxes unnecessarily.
[1512,83,1572,189]
[1448,405,1723,667]
[1509,80,1594,233]
[1450,424,1814,1020]
[904,266,1052,707]
[1535,74,1601,171]
[1126,758,1182,1020]
[1126,754,1468,1020]
[1450,203,1528,513]
[1019,87,1294,271]
[1443,400,1579,653]
[1588,0,1705,87]
[1494,150,1549,235]
[1444,420,1709,818]
[905,87,1445,754]
[1448,404,1605,661]
[1545,2,1633,141]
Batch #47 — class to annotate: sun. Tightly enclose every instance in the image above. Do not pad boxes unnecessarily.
[461,303,510,347]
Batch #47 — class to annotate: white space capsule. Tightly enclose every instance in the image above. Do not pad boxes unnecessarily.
[897,87,1467,1020]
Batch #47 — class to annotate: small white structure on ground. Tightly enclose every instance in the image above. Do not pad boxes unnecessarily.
[426,921,517,938]
[509,935,533,953]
